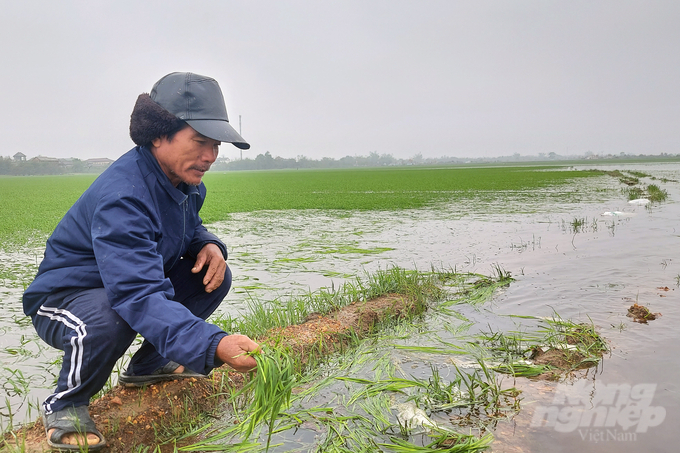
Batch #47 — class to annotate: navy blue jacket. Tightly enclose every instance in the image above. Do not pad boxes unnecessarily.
[23,146,228,374]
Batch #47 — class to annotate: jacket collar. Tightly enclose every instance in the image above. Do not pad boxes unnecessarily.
[136,146,200,204]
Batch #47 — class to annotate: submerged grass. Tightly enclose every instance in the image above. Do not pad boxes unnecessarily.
[594,167,671,204]
[4,263,609,452]
[646,184,668,202]
[174,266,518,452]
[481,313,608,379]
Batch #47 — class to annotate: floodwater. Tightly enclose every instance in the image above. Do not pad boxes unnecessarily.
[1,162,679,452]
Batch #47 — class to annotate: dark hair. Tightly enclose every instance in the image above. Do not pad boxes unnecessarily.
[165,125,187,143]
[129,94,186,146]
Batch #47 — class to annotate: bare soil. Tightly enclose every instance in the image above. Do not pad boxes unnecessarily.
[2,294,416,452]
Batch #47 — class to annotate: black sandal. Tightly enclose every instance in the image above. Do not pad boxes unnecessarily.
[43,406,106,451]
[118,360,206,387]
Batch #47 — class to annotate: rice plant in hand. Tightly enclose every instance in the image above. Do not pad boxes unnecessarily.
[237,347,296,450]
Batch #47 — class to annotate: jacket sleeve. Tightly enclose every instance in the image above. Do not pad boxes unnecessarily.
[91,194,226,374]
[187,219,228,260]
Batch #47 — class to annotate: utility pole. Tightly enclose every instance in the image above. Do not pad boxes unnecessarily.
[239,115,242,161]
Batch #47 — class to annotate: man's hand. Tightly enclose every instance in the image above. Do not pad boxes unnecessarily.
[216,335,260,372]
[192,243,227,293]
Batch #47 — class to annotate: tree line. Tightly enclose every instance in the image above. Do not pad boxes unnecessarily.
[213,151,413,171]
[3,151,677,176]
[0,157,98,176]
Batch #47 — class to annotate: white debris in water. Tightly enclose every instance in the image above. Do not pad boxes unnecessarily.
[394,402,440,430]
[602,211,636,217]
[536,344,580,352]
[448,357,483,369]
[628,198,650,205]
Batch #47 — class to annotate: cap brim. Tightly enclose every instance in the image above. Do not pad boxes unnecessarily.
[185,119,250,150]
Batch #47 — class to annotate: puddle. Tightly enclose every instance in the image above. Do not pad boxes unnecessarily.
[1,163,680,451]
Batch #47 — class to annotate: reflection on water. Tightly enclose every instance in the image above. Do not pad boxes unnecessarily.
[1,163,679,451]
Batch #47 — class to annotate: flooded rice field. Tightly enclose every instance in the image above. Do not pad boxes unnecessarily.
[1,162,679,452]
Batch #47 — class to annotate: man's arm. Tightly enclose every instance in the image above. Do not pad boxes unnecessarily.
[188,221,228,260]
[92,195,228,374]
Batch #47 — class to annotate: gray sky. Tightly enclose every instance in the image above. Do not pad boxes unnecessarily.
[2,1,679,161]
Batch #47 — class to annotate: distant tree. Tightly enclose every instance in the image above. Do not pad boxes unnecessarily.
[338,155,356,167]
[367,151,380,166]
[71,158,86,173]
[254,151,275,169]
[0,156,13,174]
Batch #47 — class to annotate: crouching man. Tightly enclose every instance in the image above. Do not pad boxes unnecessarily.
[22,72,259,450]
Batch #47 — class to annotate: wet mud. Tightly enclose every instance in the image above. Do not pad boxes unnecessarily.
[627,303,662,323]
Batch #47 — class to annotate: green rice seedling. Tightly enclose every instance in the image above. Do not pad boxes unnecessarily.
[569,217,587,234]
[623,186,645,200]
[538,315,608,355]
[395,413,413,438]
[442,360,519,420]
[646,184,668,202]
[442,320,473,337]
[441,270,514,308]
[618,176,639,186]
[491,361,552,378]
[0,166,610,248]
[200,166,603,219]
[378,431,493,452]
[238,348,296,450]
[489,264,512,284]
[476,329,528,358]
[389,345,467,356]
[596,169,624,178]
[371,351,399,382]
[179,350,296,451]
[419,365,468,412]
[337,377,426,405]
[1,368,31,398]
[177,433,259,452]
[215,266,449,342]
[626,170,650,178]
[356,394,393,433]
[1,426,30,453]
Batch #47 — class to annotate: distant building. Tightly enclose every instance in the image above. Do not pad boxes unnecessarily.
[59,158,76,169]
[13,152,26,162]
[31,155,60,163]
[85,158,114,168]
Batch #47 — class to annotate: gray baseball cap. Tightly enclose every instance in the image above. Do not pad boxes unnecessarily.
[150,72,250,150]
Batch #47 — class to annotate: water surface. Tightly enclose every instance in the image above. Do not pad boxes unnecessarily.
[1,163,678,452]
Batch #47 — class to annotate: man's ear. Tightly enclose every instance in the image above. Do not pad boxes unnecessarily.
[151,136,163,148]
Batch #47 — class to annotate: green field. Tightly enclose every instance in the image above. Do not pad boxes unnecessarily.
[0,166,600,246]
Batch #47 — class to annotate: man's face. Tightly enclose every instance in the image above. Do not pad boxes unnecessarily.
[151,126,220,186]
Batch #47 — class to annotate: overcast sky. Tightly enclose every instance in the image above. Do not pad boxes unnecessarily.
[2,1,679,161]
